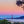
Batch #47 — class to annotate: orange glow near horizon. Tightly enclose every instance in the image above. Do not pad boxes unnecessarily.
[0,0,24,15]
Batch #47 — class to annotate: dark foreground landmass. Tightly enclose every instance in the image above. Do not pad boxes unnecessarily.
[0,19,24,24]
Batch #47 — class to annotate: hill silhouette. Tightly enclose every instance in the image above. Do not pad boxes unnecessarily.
[0,16,24,19]
[5,16,24,19]
[16,16,24,19]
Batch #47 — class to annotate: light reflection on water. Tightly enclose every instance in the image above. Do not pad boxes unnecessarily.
[6,19,24,22]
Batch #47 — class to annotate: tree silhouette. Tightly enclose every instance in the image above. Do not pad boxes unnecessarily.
[0,19,11,24]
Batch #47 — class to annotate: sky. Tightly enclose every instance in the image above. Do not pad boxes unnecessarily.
[0,0,24,18]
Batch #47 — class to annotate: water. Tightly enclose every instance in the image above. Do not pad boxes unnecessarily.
[6,19,24,22]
